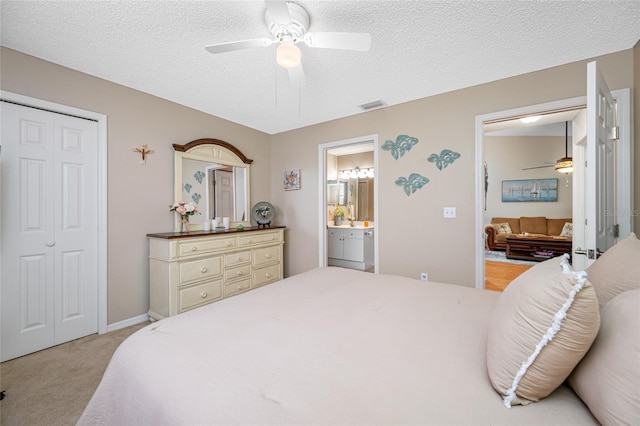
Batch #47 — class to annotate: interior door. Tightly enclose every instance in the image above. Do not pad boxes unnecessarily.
[1,101,99,362]
[214,169,234,218]
[575,61,617,269]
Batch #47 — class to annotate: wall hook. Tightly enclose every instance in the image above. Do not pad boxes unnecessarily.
[133,144,154,165]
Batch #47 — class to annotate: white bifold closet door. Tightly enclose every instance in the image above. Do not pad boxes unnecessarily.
[1,101,98,362]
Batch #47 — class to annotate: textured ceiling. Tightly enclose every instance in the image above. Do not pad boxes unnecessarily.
[1,1,639,135]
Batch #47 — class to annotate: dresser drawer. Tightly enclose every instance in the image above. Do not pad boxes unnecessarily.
[225,250,251,267]
[179,256,222,285]
[178,237,237,257]
[224,264,251,282]
[253,264,281,287]
[179,280,222,312]
[253,245,281,267]
[238,231,282,247]
[224,278,251,297]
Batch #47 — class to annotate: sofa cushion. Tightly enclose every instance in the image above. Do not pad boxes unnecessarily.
[494,222,512,234]
[520,216,547,235]
[491,217,520,234]
[487,257,600,407]
[586,232,640,308]
[568,289,640,425]
[548,218,571,236]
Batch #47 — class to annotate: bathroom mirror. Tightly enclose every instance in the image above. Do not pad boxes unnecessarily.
[174,138,252,231]
[327,178,374,221]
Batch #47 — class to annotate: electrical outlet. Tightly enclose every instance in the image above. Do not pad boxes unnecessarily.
[443,207,456,218]
[420,272,429,281]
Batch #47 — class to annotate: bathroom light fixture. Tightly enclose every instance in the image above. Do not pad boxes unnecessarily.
[339,167,374,179]
[555,122,573,174]
[276,43,301,68]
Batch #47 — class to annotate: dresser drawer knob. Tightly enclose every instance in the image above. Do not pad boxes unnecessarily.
[191,247,197,252]
[265,273,272,278]
[237,285,242,290]
[201,267,207,273]
[226,242,231,247]
[265,254,271,259]
[236,271,243,276]
[200,292,207,298]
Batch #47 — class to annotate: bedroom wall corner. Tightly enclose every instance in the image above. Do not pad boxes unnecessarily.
[633,39,639,234]
[0,47,272,325]
[270,48,635,287]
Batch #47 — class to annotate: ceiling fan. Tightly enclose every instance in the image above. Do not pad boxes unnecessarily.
[204,1,371,86]
[522,121,573,173]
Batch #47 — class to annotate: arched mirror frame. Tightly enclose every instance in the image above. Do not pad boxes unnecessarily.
[173,138,253,231]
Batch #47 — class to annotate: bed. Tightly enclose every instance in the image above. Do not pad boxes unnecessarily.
[79,233,640,425]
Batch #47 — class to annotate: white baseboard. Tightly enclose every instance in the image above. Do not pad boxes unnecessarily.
[105,313,150,333]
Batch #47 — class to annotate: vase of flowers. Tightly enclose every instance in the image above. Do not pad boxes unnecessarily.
[169,201,199,232]
[333,205,345,226]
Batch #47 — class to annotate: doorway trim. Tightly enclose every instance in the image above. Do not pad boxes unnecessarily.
[1,90,109,334]
[474,91,632,288]
[318,134,379,272]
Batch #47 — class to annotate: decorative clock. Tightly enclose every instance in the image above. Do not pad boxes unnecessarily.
[252,201,275,228]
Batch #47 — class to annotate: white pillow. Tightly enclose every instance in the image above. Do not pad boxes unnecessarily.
[560,222,573,237]
[494,222,512,234]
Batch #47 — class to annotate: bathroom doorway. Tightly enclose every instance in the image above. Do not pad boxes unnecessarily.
[318,134,379,273]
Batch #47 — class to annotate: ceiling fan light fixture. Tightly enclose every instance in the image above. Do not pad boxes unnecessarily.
[276,43,301,68]
[555,157,573,174]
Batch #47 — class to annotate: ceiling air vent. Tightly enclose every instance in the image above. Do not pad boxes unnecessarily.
[358,99,386,111]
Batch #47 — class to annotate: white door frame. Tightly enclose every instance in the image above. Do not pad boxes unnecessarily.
[1,90,109,334]
[474,91,631,288]
[318,134,379,272]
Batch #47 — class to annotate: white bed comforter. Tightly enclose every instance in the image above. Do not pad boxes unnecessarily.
[78,267,595,425]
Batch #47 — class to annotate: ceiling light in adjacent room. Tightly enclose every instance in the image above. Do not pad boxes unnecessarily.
[555,121,573,173]
[276,43,301,68]
[520,115,541,124]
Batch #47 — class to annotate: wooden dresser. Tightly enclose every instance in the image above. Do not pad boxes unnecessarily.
[147,226,285,321]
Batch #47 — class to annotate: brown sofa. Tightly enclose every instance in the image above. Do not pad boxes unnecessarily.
[485,216,572,251]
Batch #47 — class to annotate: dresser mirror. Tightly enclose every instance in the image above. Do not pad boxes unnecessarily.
[173,138,253,231]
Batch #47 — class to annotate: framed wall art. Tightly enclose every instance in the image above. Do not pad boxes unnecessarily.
[501,178,558,202]
[283,168,301,191]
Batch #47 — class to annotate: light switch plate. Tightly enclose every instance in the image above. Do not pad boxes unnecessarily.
[444,207,456,218]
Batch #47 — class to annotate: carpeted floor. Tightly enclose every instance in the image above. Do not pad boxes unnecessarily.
[0,321,148,426]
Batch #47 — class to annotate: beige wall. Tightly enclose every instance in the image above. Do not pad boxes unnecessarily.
[484,136,572,223]
[635,40,640,233]
[0,47,271,324]
[1,46,636,325]
[270,48,636,286]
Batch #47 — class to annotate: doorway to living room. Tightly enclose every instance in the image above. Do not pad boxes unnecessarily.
[482,110,581,291]
[475,82,632,290]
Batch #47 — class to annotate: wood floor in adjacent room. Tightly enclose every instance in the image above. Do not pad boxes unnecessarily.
[484,260,532,292]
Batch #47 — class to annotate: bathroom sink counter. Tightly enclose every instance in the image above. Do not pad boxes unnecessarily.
[327,222,375,230]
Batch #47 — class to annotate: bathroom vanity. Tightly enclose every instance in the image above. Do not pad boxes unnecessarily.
[327,225,374,272]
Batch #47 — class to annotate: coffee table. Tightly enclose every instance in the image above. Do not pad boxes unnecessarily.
[505,236,572,262]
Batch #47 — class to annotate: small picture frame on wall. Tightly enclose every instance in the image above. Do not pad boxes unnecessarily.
[502,178,558,202]
[283,168,301,191]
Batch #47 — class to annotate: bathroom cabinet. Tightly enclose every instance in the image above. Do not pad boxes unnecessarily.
[327,228,374,271]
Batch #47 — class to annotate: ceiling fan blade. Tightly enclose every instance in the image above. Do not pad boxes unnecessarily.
[287,62,305,87]
[205,38,274,54]
[521,165,556,170]
[264,1,291,25]
[303,32,371,51]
